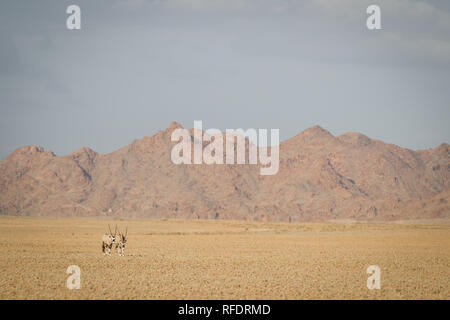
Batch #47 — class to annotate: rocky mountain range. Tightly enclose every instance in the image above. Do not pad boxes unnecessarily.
[0,122,448,221]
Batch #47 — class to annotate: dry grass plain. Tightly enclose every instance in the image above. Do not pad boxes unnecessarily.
[0,216,448,300]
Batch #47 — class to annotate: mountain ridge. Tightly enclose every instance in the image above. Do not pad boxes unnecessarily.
[0,123,448,221]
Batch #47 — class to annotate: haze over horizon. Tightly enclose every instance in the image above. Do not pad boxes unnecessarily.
[1,0,449,160]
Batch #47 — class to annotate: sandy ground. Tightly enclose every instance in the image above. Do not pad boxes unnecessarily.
[0,216,448,299]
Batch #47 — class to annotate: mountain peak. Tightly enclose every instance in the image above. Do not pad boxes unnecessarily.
[8,145,56,159]
[167,121,183,131]
[283,125,336,147]
[70,147,98,156]
[434,143,449,155]
[162,121,184,140]
[301,125,333,137]
[16,145,45,154]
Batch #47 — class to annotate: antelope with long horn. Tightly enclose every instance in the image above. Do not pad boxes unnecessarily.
[115,226,127,256]
[102,224,117,255]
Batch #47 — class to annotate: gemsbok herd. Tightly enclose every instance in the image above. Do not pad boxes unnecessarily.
[102,224,127,256]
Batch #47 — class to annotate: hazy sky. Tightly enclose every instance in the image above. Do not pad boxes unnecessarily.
[1,0,449,159]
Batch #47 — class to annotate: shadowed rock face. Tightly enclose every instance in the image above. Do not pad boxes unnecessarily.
[0,123,448,221]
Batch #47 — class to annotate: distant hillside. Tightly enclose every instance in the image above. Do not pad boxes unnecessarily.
[0,122,448,221]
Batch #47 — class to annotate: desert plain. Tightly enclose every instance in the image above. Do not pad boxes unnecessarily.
[0,216,448,300]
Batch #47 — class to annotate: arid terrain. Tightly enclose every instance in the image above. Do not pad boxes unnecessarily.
[0,217,448,300]
[0,123,448,222]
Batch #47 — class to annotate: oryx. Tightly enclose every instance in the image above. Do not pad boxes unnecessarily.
[115,226,127,256]
[102,224,117,255]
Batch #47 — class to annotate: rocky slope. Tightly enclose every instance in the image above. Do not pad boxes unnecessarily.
[0,122,448,221]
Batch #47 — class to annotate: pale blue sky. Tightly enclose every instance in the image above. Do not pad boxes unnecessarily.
[1,0,449,159]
